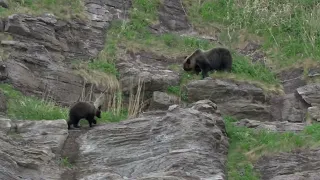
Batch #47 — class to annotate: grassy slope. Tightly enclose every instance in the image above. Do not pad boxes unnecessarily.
[1,0,320,179]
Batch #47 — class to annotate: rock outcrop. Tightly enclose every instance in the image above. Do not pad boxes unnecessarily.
[183,78,272,121]
[256,148,320,180]
[63,100,229,179]
[235,119,306,133]
[0,118,68,180]
[151,0,191,33]
[117,50,180,101]
[149,91,182,111]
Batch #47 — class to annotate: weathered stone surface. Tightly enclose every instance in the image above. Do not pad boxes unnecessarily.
[297,83,320,106]
[235,119,306,133]
[183,79,272,121]
[65,100,228,179]
[256,148,320,180]
[0,0,133,106]
[117,50,180,100]
[307,106,320,122]
[0,118,68,180]
[0,90,7,115]
[151,0,191,33]
[149,91,181,111]
[0,0,8,8]
[277,67,306,94]
[281,93,309,122]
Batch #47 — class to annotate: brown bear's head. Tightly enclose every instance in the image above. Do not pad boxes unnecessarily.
[183,49,202,71]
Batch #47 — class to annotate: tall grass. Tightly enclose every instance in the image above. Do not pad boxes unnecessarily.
[184,0,320,68]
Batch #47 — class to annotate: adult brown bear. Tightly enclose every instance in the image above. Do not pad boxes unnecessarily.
[183,47,233,79]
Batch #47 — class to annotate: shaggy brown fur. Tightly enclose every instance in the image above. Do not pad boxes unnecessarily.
[183,47,233,78]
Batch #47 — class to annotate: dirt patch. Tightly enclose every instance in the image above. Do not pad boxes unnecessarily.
[59,127,90,180]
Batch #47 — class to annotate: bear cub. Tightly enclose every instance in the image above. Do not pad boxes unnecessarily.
[183,47,233,79]
[67,101,101,129]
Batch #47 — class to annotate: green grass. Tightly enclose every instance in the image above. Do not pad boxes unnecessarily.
[59,157,73,168]
[225,116,320,180]
[0,84,68,120]
[0,83,128,123]
[0,0,86,19]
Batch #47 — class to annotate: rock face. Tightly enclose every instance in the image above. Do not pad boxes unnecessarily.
[280,93,309,122]
[0,118,68,180]
[235,119,306,133]
[0,0,8,8]
[64,100,229,179]
[183,79,272,121]
[297,83,320,106]
[0,90,7,115]
[0,0,133,106]
[256,148,320,180]
[277,67,306,94]
[149,91,181,111]
[308,106,320,122]
[117,50,180,101]
[151,0,191,33]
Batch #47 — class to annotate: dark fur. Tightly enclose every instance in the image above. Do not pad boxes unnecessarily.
[183,47,233,78]
[67,102,101,129]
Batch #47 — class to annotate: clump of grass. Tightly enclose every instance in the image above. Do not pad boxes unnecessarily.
[0,84,68,120]
[0,0,86,19]
[225,116,320,180]
[59,157,73,168]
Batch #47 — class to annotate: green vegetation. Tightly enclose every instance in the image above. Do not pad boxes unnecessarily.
[184,0,320,68]
[225,116,320,180]
[0,84,127,123]
[0,0,85,19]
[59,157,73,168]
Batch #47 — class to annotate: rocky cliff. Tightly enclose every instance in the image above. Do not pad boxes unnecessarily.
[1,0,320,179]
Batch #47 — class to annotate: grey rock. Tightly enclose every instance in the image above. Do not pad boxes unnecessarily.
[281,93,309,122]
[307,106,320,122]
[0,0,8,8]
[153,0,191,33]
[149,91,181,111]
[71,100,229,179]
[183,79,272,121]
[0,118,68,180]
[117,50,180,101]
[235,119,306,133]
[0,90,7,115]
[256,148,320,180]
[277,67,306,94]
[297,83,320,106]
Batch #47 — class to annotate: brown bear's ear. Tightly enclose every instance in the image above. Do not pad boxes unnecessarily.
[186,58,190,64]
[183,55,188,59]
[98,105,102,110]
[195,49,202,54]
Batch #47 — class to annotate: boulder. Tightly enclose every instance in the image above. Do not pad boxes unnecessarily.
[0,118,68,180]
[183,79,272,121]
[149,91,181,111]
[256,148,320,180]
[66,100,229,179]
[307,106,320,122]
[281,93,309,122]
[297,83,320,106]
[235,119,306,133]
